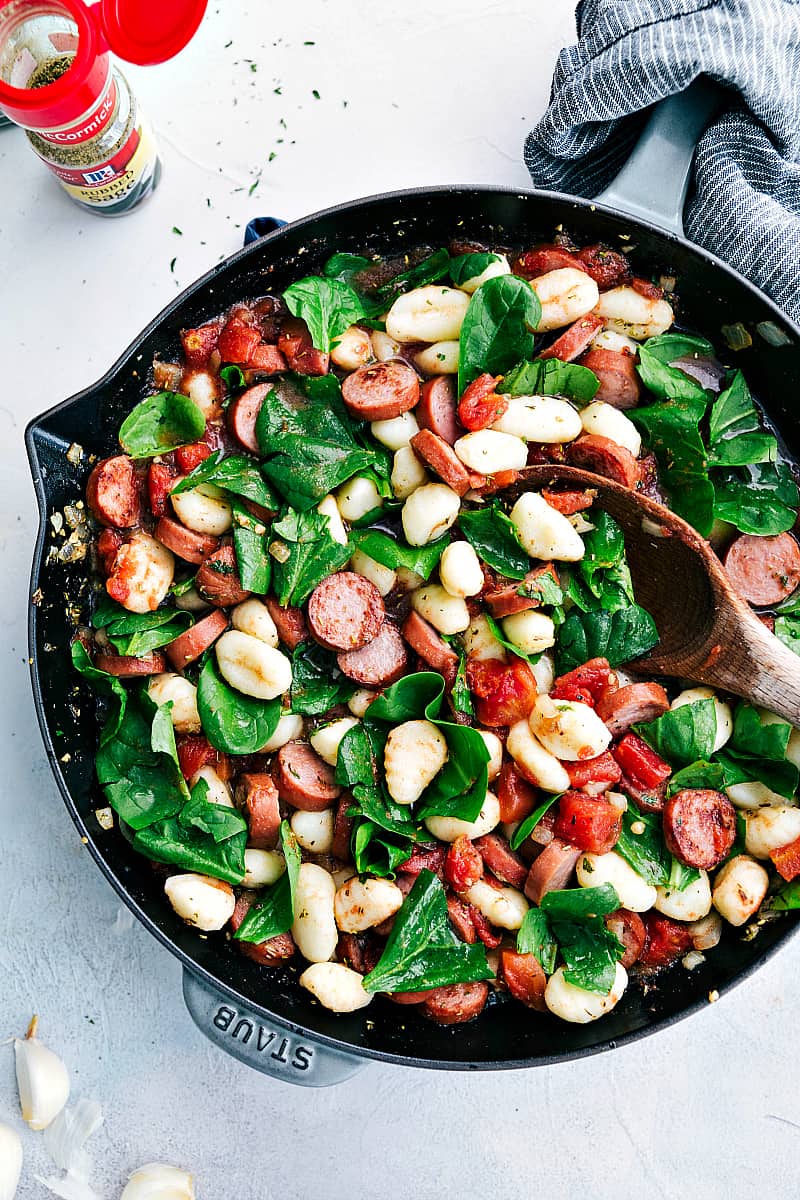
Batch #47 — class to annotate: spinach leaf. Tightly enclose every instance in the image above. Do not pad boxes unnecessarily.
[323,252,373,284]
[510,793,560,851]
[631,395,715,535]
[271,506,353,606]
[707,371,775,468]
[712,461,799,536]
[352,821,414,877]
[484,613,540,666]
[769,879,800,911]
[636,343,710,404]
[92,597,193,658]
[458,275,542,393]
[96,696,187,831]
[614,808,670,887]
[540,883,620,921]
[714,703,799,799]
[449,252,499,287]
[666,760,725,797]
[363,869,492,993]
[566,511,634,613]
[351,529,449,580]
[498,358,599,405]
[171,449,278,510]
[550,918,623,994]
[516,908,558,973]
[231,498,271,594]
[118,391,205,459]
[283,276,366,352]
[636,699,718,767]
[458,504,530,579]
[775,614,800,657]
[197,657,281,754]
[666,857,701,893]
[375,249,451,301]
[234,822,301,942]
[70,638,127,738]
[290,642,354,715]
[641,332,714,363]
[178,779,248,842]
[220,364,246,394]
[556,605,659,672]
[133,777,248,884]
[336,723,419,840]
[448,640,474,717]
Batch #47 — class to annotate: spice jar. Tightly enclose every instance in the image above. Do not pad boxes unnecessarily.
[0,0,207,215]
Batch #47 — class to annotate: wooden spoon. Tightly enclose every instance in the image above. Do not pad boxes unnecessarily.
[511,464,800,725]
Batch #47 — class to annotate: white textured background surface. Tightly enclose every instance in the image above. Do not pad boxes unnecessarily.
[2,2,800,1196]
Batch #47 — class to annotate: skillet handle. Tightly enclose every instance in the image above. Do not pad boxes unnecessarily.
[181,969,367,1087]
[594,78,724,237]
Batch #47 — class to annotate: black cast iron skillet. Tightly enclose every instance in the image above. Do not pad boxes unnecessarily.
[26,83,800,1085]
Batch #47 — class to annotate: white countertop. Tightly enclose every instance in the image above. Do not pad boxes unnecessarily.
[2,2,800,1196]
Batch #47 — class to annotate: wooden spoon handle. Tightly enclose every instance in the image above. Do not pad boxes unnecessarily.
[700,608,800,726]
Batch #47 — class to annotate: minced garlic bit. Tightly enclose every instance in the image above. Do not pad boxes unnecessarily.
[708,989,720,1004]
[65,443,85,466]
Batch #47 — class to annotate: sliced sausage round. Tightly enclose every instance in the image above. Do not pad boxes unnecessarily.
[423,981,489,1025]
[539,314,604,363]
[93,650,167,677]
[166,609,229,669]
[446,894,477,943]
[484,563,559,619]
[473,832,528,890]
[307,571,385,651]
[500,949,547,1011]
[265,597,308,649]
[574,243,632,290]
[514,244,582,278]
[496,762,538,824]
[605,908,646,970]
[86,455,140,528]
[524,838,580,904]
[227,382,270,453]
[662,788,737,870]
[387,987,438,1005]
[196,544,250,608]
[579,348,642,410]
[235,772,281,848]
[332,794,355,862]
[401,610,459,682]
[418,376,461,445]
[567,433,641,487]
[337,621,409,687]
[155,516,220,565]
[410,429,472,495]
[639,912,693,970]
[341,360,420,421]
[596,682,670,737]
[723,531,800,607]
[273,742,342,811]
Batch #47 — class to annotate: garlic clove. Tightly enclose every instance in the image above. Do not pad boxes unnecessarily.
[0,1122,23,1200]
[120,1164,196,1200]
[14,1016,70,1131]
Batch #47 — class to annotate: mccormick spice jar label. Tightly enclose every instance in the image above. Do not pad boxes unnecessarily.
[38,115,157,208]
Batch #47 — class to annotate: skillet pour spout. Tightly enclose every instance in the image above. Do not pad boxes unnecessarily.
[517,465,800,726]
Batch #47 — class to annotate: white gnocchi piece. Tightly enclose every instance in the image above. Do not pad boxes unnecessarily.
[590,327,640,355]
[259,712,304,752]
[291,807,335,854]
[147,672,201,733]
[477,730,504,780]
[580,401,642,457]
[506,720,571,793]
[411,584,471,635]
[671,686,733,753]
[654,871,712,922]
[385,285,470,343]
[531,652,555,694]
[401,482,461,545]
[453,429,528,474]
[291,863,338,963]
[347,687,378,718]
[190,765,233,808]
[336,475,384,523]
[231,598,279,647]
[299,962,373,1012]
[182,367,220,417]
[509,491,585,561]
[315,494,348,546]
[395,566,424,591]
[310,716,359,766]
[330,324,373,370]
[712,855,769,926]
[370,410,420,450]
[726,780,787,810]
[391,445,428,500]
[110,531,174,614]
[350,549,397,597]
[243,848,286,888]
[464,880,529,930]
[501,610,556,655]
[414,340,460,375]
[744,805,800,859]
[164,873,235,931]
[384,719,449,805]
[425,791,501,842]
[171,483,232,536]
[334,876,404,932]
[216,630,292,700]
[492,394,583,443]
[576,851,657,912]
[456,252,511,294]
[544,962,628,1023]
[439,540,484,599]
[531,267,600,332]
[593,285,674,340]
[529,694,612,762]
[371,329,402,361]
[173,585,209,613]
[462,614,506,662]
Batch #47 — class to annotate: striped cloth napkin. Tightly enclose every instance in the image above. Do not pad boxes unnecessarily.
[524,0,800,323]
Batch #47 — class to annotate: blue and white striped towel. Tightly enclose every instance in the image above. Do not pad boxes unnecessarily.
[524,0,800,323]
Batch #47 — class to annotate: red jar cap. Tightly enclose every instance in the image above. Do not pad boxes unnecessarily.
[0,0,207,128]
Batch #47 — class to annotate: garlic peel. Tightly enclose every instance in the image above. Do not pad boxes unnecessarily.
[0,1122,22,1200]
[44,1099,103,1175]
[121,1163,196,1200]
[35,1173,101,1200]
[14,1017,70,1131]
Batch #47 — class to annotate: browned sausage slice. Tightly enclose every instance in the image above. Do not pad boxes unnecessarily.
[604,908,646,969]
[341,360,420,421]
[723,532,800,607]
[401,610,458,681]
[500,949,547,1010]
[94,650,168,676]
[235,772,281,848]
[273,742,342,811]
[155,516,220,565]
[166,610,229,669]
[422,981,489,1025]
[539,314,604,363]
[196,544,250,607]
[387,987,438,1005]
[265,597,308,649]
[410,429,472,496]
[336,621,409,686]
[485,563,559,619]
[662,788,737,870]
[417,376,461,445]
[446,894,477,943]
[567,434,641,488]
[332,794,354,862]
[86,455,140,528]
[307,571,385,651]
[227,382,270,453]
[579,348,642,410]
[596,682,670,737]
[524,838,580,904]
[473,832,528,890]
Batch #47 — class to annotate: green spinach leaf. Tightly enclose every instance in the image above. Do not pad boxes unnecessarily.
[234,822,301,942]
[231,498,271,594]
[91,597,193,658]
[510,793,560,851]
[614,808,670,887]
[498,357,599,405]
[666,760,725,797]
[449,252,500,287]
[351,529,449,580]
[712,461,799,536]
[96,696,187,830]
[636,699,718,767]
[550,918,623,994]
[516,908,558,973]
[556,604,659,672]
[171,449,278,510]
[458,275,542,393]
[352,821,414,877]
[707,371,775,468]
[197,657,281,754]
[133,777,248,884]
[631,395,714,535]
[283,276,366,352]
[375,249,451,301]
[271,506,353,606]
[290,642,354,715]
[118,391,206,459]
[323,252,373,284]
[220,364,246,394]
[540,883,620,921]
[70,638,127,738]
[636,343,710,404]
[458,504,530,579]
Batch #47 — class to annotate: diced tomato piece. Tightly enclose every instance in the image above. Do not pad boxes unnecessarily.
[470,906,502,949]
[181,321,222,368]
[245,342,287,373]
[175,441,213,473]
[770,834,800,881]
[147,462,176,518]
[466,657,538,727]
[176,734,231,782]
[497,762,539,823]
[398,842,447,878]
[639,913,693,969]
[565,751,622,790]
[631,276,664,300]
[514,244,583,278]
[550,657,613,706]
[278,317,330,376]
[457,373,506,431]
[96,527,124,576]
[218,319,262,364]
[541,488,595,516]
[613,732,672,790]
[574,244,632,291]
[553,791,622,854]
[500,949,547,1010]
[444,835,483,892]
